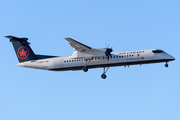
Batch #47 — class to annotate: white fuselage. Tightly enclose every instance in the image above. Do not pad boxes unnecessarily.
[17,49,175,71]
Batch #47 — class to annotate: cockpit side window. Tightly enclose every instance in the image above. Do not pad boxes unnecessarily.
[152,50,164,53]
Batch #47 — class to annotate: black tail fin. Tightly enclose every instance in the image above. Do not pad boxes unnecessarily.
[5,36,37,63]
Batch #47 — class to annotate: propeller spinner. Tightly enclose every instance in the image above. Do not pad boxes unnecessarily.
[105,47,113,61]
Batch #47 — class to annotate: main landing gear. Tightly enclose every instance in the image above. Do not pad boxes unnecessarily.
[82,59,91,72]
[101,74,107,79]
[82,59,109,79]
[82,66,88,72]
[101,67,109,79]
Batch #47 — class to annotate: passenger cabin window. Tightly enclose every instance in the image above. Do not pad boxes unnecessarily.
[152,50,164,53]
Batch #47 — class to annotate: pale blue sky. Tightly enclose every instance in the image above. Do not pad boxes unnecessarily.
[0,0,179,120]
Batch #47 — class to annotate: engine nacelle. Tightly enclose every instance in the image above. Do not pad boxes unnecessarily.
[69,48,106,59]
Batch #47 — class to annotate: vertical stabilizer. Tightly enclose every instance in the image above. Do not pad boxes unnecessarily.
[5,36,37,63]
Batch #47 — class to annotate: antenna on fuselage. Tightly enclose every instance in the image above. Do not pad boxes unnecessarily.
[126,49,128,53]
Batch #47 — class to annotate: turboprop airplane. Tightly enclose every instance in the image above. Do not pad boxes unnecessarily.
[6,36,175,79]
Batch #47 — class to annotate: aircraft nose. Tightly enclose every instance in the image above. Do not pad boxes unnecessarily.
[168,55,175,61]
[171,56,175,61]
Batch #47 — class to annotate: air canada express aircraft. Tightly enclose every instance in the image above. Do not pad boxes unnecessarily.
[6,36,175,79]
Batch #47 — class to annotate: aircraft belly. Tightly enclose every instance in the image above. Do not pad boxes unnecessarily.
[49,59,169,71]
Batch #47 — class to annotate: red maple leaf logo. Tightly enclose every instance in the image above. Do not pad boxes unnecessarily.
[19,49,27,56]
[17,46,29,59]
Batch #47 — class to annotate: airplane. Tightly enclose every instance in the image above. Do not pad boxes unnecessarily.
[6,35,175,79]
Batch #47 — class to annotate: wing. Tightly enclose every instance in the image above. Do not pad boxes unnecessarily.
[65,38,92,52]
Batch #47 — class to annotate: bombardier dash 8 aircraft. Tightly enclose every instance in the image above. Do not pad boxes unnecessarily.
[6,36,175,79]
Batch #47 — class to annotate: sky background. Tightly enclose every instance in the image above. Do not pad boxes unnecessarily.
[0,0,179,120]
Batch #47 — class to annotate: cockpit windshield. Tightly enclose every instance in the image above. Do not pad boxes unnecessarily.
[152,50,166,53]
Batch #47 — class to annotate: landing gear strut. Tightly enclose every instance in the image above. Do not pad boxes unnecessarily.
[82,59,91,72]
[101,67,109,79]
[165,62,169,68]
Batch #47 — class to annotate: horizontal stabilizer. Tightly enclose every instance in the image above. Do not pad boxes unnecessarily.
[5,36,31,44]
[5,35,28,41]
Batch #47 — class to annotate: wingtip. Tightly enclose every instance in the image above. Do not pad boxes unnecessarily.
[5,35,12,38]
[65,37,72,39]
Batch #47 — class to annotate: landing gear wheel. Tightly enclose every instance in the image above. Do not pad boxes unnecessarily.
[165,63,168,68]
[101,74,107,79]
[82,67,88,72]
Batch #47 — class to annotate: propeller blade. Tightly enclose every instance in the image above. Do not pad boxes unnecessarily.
[107,55,109,61]
[105,43,108,48]
[105,43,113,61]
[109,53,112,59]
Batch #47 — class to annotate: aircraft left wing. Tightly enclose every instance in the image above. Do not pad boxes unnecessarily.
[65,38,92,52]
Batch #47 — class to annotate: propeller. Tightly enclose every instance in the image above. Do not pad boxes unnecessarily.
[105,43,113,61]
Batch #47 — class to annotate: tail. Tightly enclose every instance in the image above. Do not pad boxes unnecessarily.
[5,36,37,63]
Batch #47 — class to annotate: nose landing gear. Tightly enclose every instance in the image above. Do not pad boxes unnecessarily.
[165,62,169,67]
